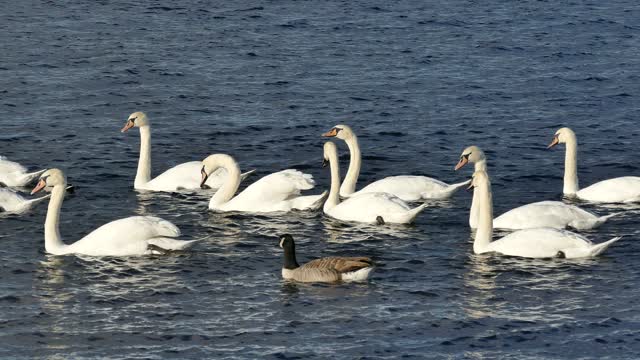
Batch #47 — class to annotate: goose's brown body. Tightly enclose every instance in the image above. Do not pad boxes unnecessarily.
[279,234,374,283]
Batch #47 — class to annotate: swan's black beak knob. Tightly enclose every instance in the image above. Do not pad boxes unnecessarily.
[200,167,209,189]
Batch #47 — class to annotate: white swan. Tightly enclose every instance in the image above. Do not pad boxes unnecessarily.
[0,156,45,187]
[0,188,50,214]
[548,127,640,203]
[121,111,255,192]
[201,154,327,212]
[455,145,617,230]
[470,170,621,259]
[31,169,198,256]
[455,145,487,228]
[322,141,426,224]
[322,125,469,201]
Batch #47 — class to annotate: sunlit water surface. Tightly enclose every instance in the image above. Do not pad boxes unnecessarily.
[1,1,640,358]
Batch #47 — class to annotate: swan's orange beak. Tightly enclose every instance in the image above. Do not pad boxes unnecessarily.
[200,167,209,189]
[121,120,135,133]
[547,135,559,149]
[454,157,468,171]
[31,179,47,195]
[322,128,338,137]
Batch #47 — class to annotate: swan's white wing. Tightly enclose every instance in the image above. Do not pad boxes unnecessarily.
[356,176,449,201]
[487,228,593,258]
[0,188,28,212]
[327,192,424,223]
[0,157,29,186]
[225,170,315,210]
[493,201,596,229]
[0,156,27,174]
[143,161,231,191]
[577,176,640,203]
[69,216,181,256]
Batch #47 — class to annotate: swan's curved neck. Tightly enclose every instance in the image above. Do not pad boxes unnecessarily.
[44,185,68,255]
[340,135,361,196]
[324,151,342,212]
[135,125,152,188]
[208,156,242,208]
[563,135,579,194]
[474,178,493,254]
[469,160,487,228]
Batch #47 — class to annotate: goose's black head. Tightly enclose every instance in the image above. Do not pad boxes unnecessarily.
[278,234,299,269]
[279,234,294,249]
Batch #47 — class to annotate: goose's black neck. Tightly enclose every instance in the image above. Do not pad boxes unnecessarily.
[282,241,300,270]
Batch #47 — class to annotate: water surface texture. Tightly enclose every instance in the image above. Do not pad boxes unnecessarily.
[2,1,640,358]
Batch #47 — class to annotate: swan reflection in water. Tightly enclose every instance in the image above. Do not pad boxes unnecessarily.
[460,252,598,322]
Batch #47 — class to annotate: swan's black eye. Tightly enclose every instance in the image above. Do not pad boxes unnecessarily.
[334,127,342,133]
[461,153,471,160]
[129,117,136,123]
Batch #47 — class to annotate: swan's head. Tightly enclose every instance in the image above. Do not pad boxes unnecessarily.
[322,141,338,167]
[455,145,486,171]
[279,234,294,249]
[121,111,149,133]
[200,154,233,188]
[31,168,66,195]
[469,170,490,191]
[322,124,354,140]
[548,127,575,148]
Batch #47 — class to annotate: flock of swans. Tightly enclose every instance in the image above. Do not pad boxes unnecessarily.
[2,112,639,282]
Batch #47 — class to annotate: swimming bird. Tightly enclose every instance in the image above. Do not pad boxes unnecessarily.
[548,127,640,203]
[32,169,198,256]
[278,234,374,283]
[0,156,45,187]
[322,141,426,224]
[201,154,327,212]
[121,111,255,192]
[0,188,52,214]
[455,145,617,230]
[322,124,469,201]
[469,170,621,259]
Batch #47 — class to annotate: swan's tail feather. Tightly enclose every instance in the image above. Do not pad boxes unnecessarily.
[291,191,328,211]
[147,237,200,251]
[592,212,621,229]
[19,169,46,186]
[421,179,471,200]
[240,169,257,181]
[569,212,620,230]
[25,194,51,206]
[589,236,623,257]
[390,203,427,224]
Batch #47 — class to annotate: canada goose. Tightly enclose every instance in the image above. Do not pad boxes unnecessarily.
[278,234,374,283]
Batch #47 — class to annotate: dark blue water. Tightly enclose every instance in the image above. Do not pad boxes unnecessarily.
[2,1,640,358]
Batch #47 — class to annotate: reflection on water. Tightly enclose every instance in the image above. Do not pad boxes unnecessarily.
[2,0,640,357]
[460,252,598,322]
